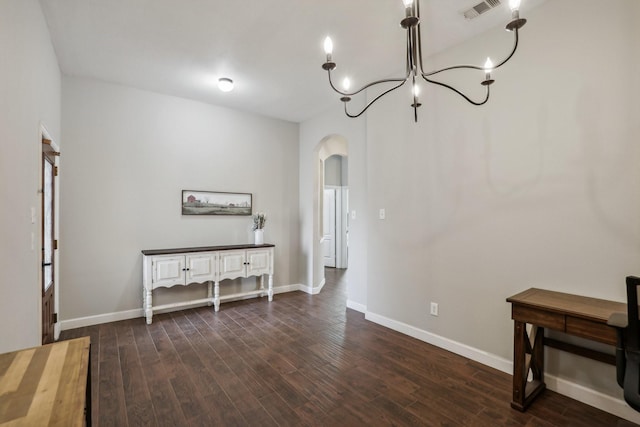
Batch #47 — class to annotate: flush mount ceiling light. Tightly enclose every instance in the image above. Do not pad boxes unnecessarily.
[321,0,527,122]
[218,78,234,92]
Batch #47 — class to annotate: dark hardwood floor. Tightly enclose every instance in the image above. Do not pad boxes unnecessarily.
[61,269,638,426]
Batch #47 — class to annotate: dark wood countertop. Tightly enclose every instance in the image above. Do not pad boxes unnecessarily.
[141,243,275,256]
[507,288,626,323]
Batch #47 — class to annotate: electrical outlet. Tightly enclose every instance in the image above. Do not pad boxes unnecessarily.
[430,302,439,316]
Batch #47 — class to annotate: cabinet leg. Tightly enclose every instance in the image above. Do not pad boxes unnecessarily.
[207,282,213,306]
[268,274,273,302]
[145,288,153,325]
[214,281,220,312]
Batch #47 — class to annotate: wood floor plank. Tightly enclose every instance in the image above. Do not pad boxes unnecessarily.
[131,322,189,426]
[59,268,638,426]
[117,326,157,426]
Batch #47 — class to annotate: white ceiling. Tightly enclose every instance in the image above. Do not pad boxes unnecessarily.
[38,0,545,123]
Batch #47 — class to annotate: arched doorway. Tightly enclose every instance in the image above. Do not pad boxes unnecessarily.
[309,134,348,293]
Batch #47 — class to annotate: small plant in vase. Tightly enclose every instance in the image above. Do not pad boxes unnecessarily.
[252,212,266,245]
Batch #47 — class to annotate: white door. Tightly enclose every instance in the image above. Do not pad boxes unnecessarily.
[323,188,336,267]
[246,249,272,276]
[219,250,247,280]
[153,256,186,288]
[187,254,216,284]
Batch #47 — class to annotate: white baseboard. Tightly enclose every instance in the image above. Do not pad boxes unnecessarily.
[364,310,640,424]
[60,308,144,330]
[60,285,301,331]
[346,300,366,313]
[545,374,640,424]
[299,278,325,295]
[274,284,301,294]
[365,311,512,374]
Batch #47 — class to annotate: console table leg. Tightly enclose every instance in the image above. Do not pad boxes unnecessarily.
[207,282,213,306]
[512,321,545,411]
[213,281,220,312]
[268,274,273,302]
[145,287,153,325]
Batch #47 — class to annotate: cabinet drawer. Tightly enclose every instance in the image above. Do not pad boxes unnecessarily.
[566,316,617,346]
[512,305,565,331]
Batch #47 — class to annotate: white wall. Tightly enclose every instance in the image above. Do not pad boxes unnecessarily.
[0,0,61,353]
[363,0,640,415]
[324,155,344,187]
[60,77,300,322]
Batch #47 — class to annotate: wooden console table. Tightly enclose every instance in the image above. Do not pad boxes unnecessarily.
[506,288,625,411]
[0,337,91,426]
[142,244,274,324]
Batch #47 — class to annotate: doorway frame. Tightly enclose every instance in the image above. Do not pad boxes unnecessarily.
[39,124,60,342]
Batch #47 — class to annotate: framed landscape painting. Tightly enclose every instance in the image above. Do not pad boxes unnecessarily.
[182,190,252,216]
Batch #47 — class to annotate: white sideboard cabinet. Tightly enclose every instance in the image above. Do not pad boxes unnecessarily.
[142,244,274,324]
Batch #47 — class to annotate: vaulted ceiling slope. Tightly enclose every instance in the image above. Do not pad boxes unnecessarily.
[39,0,546,123]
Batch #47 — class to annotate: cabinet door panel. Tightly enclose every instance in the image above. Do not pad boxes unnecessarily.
[187,254,216,283]
[219,250,246,280]
[246,249,272,276]
[153,256,185,288]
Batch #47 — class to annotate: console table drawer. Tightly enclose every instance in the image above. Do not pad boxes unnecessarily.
[566,317,617,345]
[512,305,565,330]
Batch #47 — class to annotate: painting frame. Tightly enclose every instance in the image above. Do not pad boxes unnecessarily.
[181,190,252,216]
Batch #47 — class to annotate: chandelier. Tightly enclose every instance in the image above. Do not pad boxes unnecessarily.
[321,0,527,122]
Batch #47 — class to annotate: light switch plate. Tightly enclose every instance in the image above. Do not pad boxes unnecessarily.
[379,208,386,220]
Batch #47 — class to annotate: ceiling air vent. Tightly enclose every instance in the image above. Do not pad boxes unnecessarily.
[462,0,502,20]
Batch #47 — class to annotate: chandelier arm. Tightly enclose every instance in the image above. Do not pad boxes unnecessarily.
[344,80,408,118]
[494,28,520,69]
[406,28,412,75]
[420,28,520,77]
[327,69,410,98]
[421,75,490,106]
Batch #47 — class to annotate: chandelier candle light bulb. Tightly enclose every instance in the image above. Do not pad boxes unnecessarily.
[508,0,525,25]
[484,58,494,78]
[402,0,415,17]
[324,36,333,61]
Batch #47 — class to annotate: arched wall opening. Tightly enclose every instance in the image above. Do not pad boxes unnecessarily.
[308,134,348,293]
